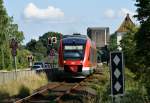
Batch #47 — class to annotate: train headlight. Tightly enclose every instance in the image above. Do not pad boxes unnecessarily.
[64,61,66,63]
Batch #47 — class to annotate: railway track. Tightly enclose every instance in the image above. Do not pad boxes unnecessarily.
[16,83,80,103]
[15,70,102,103]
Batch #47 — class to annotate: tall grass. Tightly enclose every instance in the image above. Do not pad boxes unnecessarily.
[91,64,147,103]
[0,73,48,101]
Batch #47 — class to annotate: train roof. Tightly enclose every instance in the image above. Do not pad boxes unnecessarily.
[62,35,88,45]
[62,34,97,46]
[63,34,88,39]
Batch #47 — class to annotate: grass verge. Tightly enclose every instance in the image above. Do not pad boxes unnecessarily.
[0,73,48,101]
[91,64,148,103]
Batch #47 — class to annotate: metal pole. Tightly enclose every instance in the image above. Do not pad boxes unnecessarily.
[112,96,115,103]
[112,96,121,103]
[14,56,17,80]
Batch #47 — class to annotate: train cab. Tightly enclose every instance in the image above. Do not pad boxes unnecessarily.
[58,35,97,77]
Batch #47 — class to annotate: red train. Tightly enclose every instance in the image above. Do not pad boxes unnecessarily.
[58,34,97,78]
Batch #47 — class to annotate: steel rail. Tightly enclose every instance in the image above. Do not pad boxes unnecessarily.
[15,69,102,103]
[15,82,64,103]
[54,74,96,103]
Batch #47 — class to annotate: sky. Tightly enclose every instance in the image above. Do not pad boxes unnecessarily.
[4,0,137,44]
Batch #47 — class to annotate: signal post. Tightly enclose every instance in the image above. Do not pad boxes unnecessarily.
[10,38,18,79]
[48,36,57,67]
[110,52,125,102]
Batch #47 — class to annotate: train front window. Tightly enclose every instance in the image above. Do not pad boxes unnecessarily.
[63,45,85,60]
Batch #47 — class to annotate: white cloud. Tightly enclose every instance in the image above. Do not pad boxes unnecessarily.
[24,3,64,20]
[118,8,135,17]
[104,8,135,19]
[104,9,115,19]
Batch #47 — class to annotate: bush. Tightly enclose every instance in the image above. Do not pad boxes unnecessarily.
[0,73,48,100]
[18,85,30,98]
[92,66,146,102]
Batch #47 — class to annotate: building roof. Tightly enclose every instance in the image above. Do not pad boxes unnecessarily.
[116,14,135,32]
[87,27,109,31]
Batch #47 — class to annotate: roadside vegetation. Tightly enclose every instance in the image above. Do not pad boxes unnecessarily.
[25,32,63,61]
[91,64,147,103]
[0,73,48,101]
[0,0,62,71]
[0,0,30,71]
[108,0,150,100]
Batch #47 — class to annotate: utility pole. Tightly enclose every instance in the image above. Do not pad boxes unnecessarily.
[10,38,18,79]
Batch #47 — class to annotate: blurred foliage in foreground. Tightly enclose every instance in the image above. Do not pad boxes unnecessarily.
[91,65,147,103]
[0,0,29,70]
[0,73,48,101]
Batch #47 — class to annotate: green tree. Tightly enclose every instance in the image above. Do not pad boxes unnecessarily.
[120,26,138,72]
[134,0,150,67]
[0,0,25,70]
[26,32,63,62]
[134,0,150,24]
[0,0,10,69]
[0,0,9,42]
[35,41,47,57]
[108,33,118,51]
[39,31,63,51]
[134,0,150,94]
[8,23,24,43]
[26,39,45,61]
[17,49,31,69]
[26,39,37,52]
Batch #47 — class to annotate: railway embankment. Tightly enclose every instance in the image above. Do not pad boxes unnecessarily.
[92,65,148,103]
[0,64,149,103]
[0,72,48,102]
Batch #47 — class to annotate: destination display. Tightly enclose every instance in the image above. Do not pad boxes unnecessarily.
[64,45,83,50]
